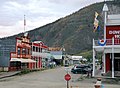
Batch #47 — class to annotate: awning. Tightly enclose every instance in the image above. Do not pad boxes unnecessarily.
[10,58,36,63]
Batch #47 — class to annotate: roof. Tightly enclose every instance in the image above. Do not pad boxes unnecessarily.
[72,56,82,59]
[72,56,82,60]
[107,14,120,25]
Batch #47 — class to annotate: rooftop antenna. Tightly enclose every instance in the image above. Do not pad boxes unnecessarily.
[24,15,26,33]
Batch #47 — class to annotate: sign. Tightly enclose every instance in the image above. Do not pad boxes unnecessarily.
[106,26,120,39]
[98,39,106,46]
[64,74,71,81]
[115,35,120,38]
[48,47,62,51]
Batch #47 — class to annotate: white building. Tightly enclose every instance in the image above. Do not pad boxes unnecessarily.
[93,3,120,78]
[71,56,82,64]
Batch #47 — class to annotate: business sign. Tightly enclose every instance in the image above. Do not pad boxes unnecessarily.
[106,25,120,39]
[48,47,62,51]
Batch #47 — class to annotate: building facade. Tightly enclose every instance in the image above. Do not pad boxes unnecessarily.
[0,39,15,71]
[93,3,120,78]
[31,41,49,69]
[9,33,36,71]
[48,47,63,65]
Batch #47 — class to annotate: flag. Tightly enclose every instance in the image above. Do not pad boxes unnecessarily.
[93,12,99,32]
[95,12,99,18]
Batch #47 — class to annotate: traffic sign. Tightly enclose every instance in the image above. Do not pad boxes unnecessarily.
[64,73,71,81]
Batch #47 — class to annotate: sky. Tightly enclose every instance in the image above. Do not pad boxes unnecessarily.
[0,0,104,38]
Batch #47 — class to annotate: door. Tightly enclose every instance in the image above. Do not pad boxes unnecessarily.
[114,59,120,71]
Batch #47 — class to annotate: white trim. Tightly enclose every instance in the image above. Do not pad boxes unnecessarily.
[103,53,106,73]
[10,58,36,63]
[92,48,95,77]
[112,37,115,78]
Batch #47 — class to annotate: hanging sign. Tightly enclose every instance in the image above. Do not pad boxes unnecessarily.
[98,39,106,46]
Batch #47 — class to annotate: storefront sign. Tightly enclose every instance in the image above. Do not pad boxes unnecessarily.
[109,30,120,35]
[106,26,120,39]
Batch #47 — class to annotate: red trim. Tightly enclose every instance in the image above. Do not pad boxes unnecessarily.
[32,42,44,46]
[106,53,110,72]
[16,37,22,40]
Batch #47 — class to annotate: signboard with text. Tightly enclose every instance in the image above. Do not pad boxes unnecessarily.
[106,25,120,39]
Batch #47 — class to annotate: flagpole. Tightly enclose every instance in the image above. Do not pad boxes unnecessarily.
[24,15,26,33]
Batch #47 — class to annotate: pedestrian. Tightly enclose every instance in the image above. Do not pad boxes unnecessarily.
[100,62,103,70]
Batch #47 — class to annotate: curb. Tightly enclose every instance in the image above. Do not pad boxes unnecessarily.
[0,71,21,79]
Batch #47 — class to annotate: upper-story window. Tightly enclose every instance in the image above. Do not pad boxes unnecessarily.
[17,48,20,55]
[36,47,38,52]
[39,48,40,52]
[26,48,30,55]
[22,48,25,54]
[33,46,35,51]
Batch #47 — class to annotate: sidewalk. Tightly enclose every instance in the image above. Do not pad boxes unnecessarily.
[0,71,20,79]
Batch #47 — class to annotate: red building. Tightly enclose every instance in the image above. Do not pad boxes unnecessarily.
[93,3,120,78]
[9,33,36,71]
[31,41,48,69]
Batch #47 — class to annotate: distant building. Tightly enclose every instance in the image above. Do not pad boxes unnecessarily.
[48,47,63,65]
[71,56,82,64]
[0,39,15,71]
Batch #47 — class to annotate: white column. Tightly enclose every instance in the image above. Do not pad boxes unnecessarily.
[112,37,114,78]
[92,39,95,77]
[93,49,95,77]
[103,53,106,73]
[104,12,107,40]
[103,3,108,40]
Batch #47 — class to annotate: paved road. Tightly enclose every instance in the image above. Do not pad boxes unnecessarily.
[0,66,119,88]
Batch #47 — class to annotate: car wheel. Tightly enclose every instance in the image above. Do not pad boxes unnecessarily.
[75,71,77,74]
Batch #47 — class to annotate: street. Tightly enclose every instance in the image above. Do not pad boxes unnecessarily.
[0,66,120,88]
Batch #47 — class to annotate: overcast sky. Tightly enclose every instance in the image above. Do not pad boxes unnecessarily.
[0,0,104,38]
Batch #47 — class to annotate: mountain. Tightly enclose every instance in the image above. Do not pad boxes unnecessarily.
[0,1,120,55]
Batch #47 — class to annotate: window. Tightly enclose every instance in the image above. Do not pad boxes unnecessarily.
[39,48,40,52]
[33,46,35,51]
[22,48,25,54]
[36,47,38,52]
[17,48,20,55]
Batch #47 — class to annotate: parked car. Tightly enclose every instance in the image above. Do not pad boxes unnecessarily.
[64,64,69,67]
[49,61,56,68]
[71,64,92,74]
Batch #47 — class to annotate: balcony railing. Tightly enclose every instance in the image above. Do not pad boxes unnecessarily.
[32,51,49,58]
[94,39,120,46]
